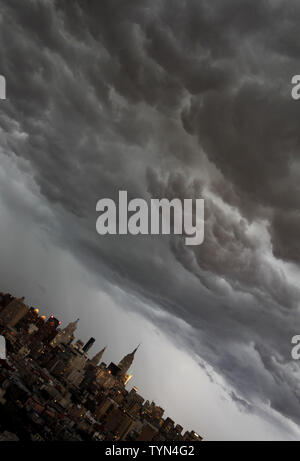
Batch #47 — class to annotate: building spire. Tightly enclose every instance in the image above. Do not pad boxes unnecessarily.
[89,346,107,367]
[132,344,140,354]
[118,344,140,374]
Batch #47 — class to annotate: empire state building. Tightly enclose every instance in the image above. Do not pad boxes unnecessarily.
[118,345,140,375]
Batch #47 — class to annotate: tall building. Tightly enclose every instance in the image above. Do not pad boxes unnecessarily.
[88,346,107,367]
[16,307,40,331]
[137,424,158,442]
[175,424,183,435]
[74,340,84,352]
[118,345,140,375]
[50,319,79,347]
[124,388,144,417]
[143,401,165,420]
[183,430,203,442]
[83,337,96,353]
[64,352,87,386]
[0,293,14,312]
[105,408,135,441]
[30,315,60,346]
[161,417,175,434]
[0,297,28,328]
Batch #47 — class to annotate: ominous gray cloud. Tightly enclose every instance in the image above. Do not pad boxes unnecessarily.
[0,0,300,440]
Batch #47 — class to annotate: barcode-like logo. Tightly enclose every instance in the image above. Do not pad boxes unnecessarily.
[0,335,6,360]
[0,75,6,100]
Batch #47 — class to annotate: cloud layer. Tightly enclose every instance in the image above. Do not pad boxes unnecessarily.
[0,0,300,439]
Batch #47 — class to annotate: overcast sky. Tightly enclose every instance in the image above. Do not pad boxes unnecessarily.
[1,0,300,441]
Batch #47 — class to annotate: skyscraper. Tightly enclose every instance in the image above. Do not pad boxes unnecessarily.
[82,337,96,353]
[118,345,140,375]
[50,319,79,347]
[0,297,28,328]
[88,346,107,367]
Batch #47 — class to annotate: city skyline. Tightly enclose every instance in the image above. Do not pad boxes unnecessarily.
[0,290,202,441]
[0,290,202,436]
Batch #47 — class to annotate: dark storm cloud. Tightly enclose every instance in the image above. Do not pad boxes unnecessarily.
[1,0,300,435]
